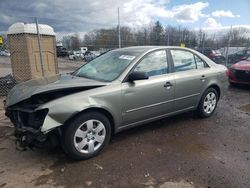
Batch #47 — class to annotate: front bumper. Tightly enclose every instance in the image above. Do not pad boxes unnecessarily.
[5,107,51,148]
[227,68,250,85]
[14,126,47,149]
[229,78,250,85]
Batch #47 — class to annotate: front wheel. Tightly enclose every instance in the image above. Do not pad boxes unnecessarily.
[62,112,111,160]
[197,88,218,118]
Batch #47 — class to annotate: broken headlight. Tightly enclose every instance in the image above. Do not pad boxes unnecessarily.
[27,109,49,129]
[9,108,49,130]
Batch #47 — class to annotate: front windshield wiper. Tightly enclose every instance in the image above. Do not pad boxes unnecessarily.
[75,74,93,79]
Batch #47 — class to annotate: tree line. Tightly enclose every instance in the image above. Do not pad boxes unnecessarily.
[62,21,250,51]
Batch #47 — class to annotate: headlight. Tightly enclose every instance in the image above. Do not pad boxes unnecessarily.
[229,68,236,73]
[28,109,49,129]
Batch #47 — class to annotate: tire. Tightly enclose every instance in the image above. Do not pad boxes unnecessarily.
[62,112,111,160]
[197,88,218,118]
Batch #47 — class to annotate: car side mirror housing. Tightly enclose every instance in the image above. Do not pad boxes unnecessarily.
[128,71,149,82]
[240,57,247,61]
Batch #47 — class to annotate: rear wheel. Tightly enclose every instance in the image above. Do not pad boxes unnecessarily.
[197,88,218,118]
[62,112,111,160]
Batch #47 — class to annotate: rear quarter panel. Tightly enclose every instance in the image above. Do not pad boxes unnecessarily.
[192,64,227,108]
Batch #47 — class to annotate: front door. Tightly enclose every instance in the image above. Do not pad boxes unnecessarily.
[121,50,175,125]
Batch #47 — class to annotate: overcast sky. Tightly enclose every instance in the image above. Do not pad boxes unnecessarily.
[0,0,250,34]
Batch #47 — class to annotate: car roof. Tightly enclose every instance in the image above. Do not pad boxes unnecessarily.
[113,46,194,54]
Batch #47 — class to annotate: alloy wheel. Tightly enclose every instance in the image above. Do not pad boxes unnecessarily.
[74,120,106,154]
[203,92,217,114]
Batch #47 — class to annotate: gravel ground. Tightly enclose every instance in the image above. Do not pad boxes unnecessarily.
[0,56,250,187]
[0,85,250,188]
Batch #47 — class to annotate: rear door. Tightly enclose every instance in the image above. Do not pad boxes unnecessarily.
[169,49,210,111]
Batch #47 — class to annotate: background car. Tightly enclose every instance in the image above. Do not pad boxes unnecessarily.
[0,74,16,96]
[83,51,97,62]
[228,49,250,64]
[56,46,68,57]
[198,48,226,64]
[0,50,11,57]
[5,46,227,160]
[227,56,250,85]
[69,51,84,60]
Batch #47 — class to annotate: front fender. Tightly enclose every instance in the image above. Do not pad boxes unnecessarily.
[38,84,122,133]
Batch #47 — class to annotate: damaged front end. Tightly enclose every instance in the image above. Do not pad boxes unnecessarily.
[4,74,108,150]
[4,89,84,149]
[5,103,60,149]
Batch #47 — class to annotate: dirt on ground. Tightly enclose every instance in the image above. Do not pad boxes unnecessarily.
[0,83,250,188]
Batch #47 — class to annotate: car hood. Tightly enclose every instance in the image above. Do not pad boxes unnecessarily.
[5,74,108,107]
[232,60,250,70]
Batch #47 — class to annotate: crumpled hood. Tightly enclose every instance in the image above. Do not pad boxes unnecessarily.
[5,74,107,107]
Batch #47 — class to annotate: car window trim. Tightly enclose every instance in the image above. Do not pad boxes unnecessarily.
[122,49,170,83]
[168,48,210,73]
[169,48,197,72]
[194,54,209,69]
[193,54,198,69]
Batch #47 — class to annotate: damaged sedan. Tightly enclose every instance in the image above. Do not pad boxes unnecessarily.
[4,46,227,160]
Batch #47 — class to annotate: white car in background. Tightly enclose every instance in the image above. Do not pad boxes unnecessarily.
[69,51,84,60]
[91,51,101,57]
[80,47,88,54]
[0,50,11,57]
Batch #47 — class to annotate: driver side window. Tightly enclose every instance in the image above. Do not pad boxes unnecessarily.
[134,50,168,77]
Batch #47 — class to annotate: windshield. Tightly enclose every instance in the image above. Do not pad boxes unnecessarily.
[73,50,140,81]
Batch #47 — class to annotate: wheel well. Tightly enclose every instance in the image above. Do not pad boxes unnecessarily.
[63,108,115,135]
[208,84,221,99]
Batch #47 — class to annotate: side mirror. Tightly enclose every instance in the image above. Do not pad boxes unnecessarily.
[240,57,247,61]
[128,71,149,82]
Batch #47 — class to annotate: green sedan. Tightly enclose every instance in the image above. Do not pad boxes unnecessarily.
[5,46,227,160]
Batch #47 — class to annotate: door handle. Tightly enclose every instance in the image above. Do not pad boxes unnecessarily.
[164,81,173,88]
[200,75,206,82]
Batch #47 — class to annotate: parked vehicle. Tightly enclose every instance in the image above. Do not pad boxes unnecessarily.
[80,47,88,54]
[0,50,11,57]
[83,51,97,62]
[69,51,84,60]
[227,56,250,85]
[0,74,16,96]
[198,48,225,64]
[56,46,68,57]
[91,51,101,57]
[228,49,250,64]
[4,46,227,160]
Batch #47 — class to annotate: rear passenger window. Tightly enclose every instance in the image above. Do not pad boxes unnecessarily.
[171,50,196,72]
[194,55,209,69]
